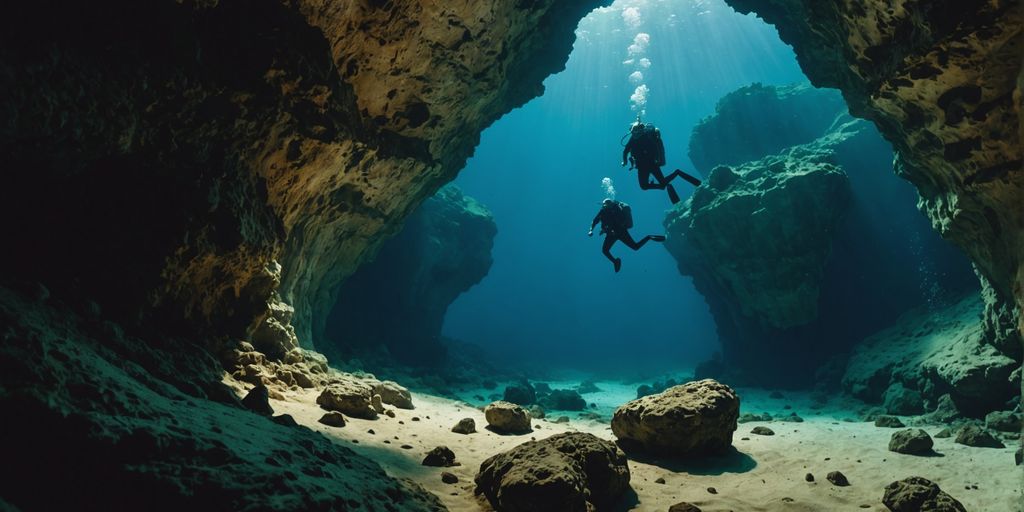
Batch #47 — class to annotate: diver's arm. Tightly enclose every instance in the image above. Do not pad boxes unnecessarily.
[621,143,631,166]
[589,212,601,236]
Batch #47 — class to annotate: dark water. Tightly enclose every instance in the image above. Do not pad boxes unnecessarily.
[445,0,809,372]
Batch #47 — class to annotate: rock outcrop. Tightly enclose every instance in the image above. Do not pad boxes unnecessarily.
[689,83,848,174]
[475,432,631,512]
[843,294,1019,416]
[325,185,496,364]
[611,379,740,455]
[724,0,1023,372]
[667,83,980,387]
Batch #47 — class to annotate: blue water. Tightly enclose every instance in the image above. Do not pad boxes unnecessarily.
[444,0,807,372]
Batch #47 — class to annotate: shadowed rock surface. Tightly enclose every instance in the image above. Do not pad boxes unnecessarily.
[326,185,496,365]
[475,432,630,512]
[844,294,1019,417]
[612,379,740,455]
[888,429,934,455]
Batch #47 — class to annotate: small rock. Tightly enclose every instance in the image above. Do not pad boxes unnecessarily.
[422,446,457,467]
[411,416,420,422]
[554,416,570,424]
[874,416,905,428]
[241,385,274,416]
[400,444,413,449]
[441,472,459,484]
[451,417,476,435]
[668,503,702,512]
[528,404,546,419]
[779,413,804,423]
[385,409,396,418]
[783,404,792,410]
[271,414,298,427]
[370,394,385,414]
[577,380,601,394]
[367,429,375,435]
[655,477,666,484]
[934,427,952,438]
[318,412,346,427]
[984,410,1021,432]
[826,471,849,486]
[539,389,587,411]
[883,476,966,512]
[888,429,933,455]
[805,473,814,482]
[706,487,718,494]
[372,380,414,409]
[751,426,775,436]
[954,425,1005,448]
[1014,447,1021,466]
[738,412,772,423]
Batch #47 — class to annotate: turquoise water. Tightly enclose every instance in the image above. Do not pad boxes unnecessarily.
[445,0,807,370]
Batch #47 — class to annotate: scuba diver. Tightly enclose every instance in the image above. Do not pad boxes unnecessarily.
[621,116,702,204]
[588,198,666,272]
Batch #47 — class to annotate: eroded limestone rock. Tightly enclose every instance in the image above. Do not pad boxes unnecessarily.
[611,379,740,455]
[882,477,966,512]
[317,379,377,420]
[484,401,532,434]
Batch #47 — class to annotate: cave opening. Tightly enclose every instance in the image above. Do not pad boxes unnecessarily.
[3,0,1021,510]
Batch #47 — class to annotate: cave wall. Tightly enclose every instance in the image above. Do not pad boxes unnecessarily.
[325,185,496,366]
[0,0,604,352]
[723,0,1023,352]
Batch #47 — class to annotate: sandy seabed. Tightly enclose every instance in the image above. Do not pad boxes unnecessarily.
[270,379,1023,511]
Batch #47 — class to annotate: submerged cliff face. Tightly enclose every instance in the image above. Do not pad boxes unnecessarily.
[325,185,496,365]
[669,84,982,386]
[724,0,1023,353]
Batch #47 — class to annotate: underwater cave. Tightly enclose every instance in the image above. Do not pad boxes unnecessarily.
[1,0,1021,510]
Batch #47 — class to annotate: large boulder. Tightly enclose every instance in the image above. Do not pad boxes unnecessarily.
[316,379,377,420]
[611,379,739,455]
[324,185,496,365]
[882,477,966,512]
[474,432,630,512]
[484,401,532,434]
[503,382,537,406]
[539,389,586,411]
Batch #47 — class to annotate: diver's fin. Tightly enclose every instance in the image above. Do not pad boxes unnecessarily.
[667,185,680,204]
[675,169,702,187]
[650,235,666,242]
[614,258,622,273]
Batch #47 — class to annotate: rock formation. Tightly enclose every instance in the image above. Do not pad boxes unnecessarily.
[475,432,631,512]
[0,1,601,508]
[325,185,496,364]
[611,379,740,455]
[689,83,848,174]
[723,0,1023,376]
[882,477,966,512]
[843,294,1019,416]
[667,83,980,387]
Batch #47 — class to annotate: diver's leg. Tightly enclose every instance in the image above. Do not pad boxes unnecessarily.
[639,166,665,190]
[665,169,703,187]
[602,235,622,272]
[618,230,650,251]
[601,235,618,263]
[649,168,680,203]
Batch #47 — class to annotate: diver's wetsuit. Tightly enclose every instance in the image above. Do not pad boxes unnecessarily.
[590,202,663,271]
[623,128,691,204]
